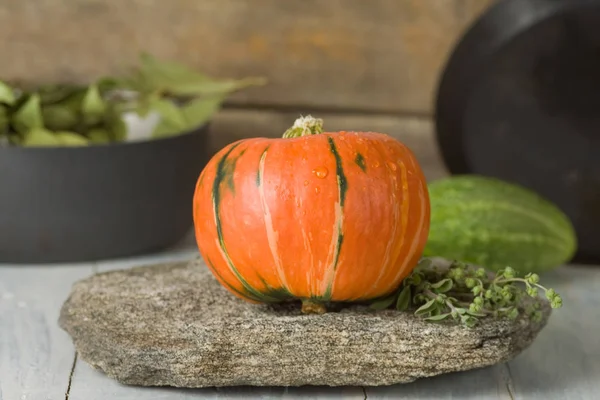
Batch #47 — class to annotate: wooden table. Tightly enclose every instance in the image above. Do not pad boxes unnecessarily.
[1,231,599,400]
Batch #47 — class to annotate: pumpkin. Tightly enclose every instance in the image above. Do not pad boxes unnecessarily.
[192,116,430,313]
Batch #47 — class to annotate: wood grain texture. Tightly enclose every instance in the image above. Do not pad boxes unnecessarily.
[209,108,449,182]
[0,0,493,114]
[367,365,510,399]
[0,263,93,400]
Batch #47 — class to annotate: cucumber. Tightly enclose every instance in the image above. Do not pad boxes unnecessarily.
[423,175,577,273]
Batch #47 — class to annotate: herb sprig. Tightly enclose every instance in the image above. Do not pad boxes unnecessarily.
[370,258,563,328]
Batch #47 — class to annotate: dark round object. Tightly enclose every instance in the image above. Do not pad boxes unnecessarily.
[0,125,209,263]
[434,0,600,264]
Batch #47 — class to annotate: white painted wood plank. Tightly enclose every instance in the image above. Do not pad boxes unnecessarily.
[507,265,600,400]
[365,365,509,399]
[69,361,365,399]
[0,262,94,400]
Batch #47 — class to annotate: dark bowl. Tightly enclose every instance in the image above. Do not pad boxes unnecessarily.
[434,0,600,264]
[0,124,210,264]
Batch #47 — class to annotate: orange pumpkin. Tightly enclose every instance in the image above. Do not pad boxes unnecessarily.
[192,116,430,313]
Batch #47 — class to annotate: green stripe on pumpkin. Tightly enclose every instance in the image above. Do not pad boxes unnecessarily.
[212,143,282,303]
[328,137,348,207]
[257,276,294,301]
[204,256,256,301]
[256,145,270,187]
[323,137,348,300]
[354,152,367,172]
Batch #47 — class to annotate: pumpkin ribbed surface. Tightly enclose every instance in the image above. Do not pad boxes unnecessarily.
[193,126,430,306]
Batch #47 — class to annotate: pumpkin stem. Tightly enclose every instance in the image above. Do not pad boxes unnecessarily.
[301,299,327,314]
[282,115,324,138]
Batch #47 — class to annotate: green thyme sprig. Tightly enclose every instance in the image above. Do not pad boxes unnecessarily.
[370,258,563,328]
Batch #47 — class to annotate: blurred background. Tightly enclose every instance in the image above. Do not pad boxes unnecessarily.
[1,0,598,267]
[0,0,492,178]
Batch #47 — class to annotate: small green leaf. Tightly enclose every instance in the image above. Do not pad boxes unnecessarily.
[55,131,89,146]
[42,105,79,131]
[0,81,16,105]
[21,128,60,147]
[430,278,453,293]
[167,77,267,97]
[135,53,266,97]
[137,52,209,92]
[414,298,438,316]
[181,95,224,129]
[461,315,479,328]
[12,94,44,133]
[424,313,451,322]
[370,294,396,310]
[81,84,107,125]
[395,286,411,311]
[417,258,433,270]
[466,310,487,317]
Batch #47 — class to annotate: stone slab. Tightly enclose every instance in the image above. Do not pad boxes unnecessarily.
[58,258,550,387]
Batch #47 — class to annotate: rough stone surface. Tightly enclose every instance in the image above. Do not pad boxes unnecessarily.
[59,258,551,388]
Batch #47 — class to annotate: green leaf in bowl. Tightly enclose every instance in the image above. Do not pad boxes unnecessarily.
[87,128,112,144]
[37,84,83,105]
[0,106,8,133]
[55,131,90,146]
[168,76,267,97]
[181,95,225,128]
[21,128,60,147]
[135,53,266,97]
[12,94,44,133]
[42,105,79,131]
[0,81,16,105]
[103,107,128,142]
[136,52,210,93]
[81,84,107,125]
[150,98,187,138]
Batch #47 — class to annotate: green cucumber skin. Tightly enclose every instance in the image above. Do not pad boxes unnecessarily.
[423,175,577,274]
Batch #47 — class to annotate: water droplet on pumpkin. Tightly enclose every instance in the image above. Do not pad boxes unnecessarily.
[312,166,328,179]
[315,187,320,194]
[387,161,397,171]
[373,161,380,168]
[302,210,307,216]
[303,180,310,186]
[357,138,364,143]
